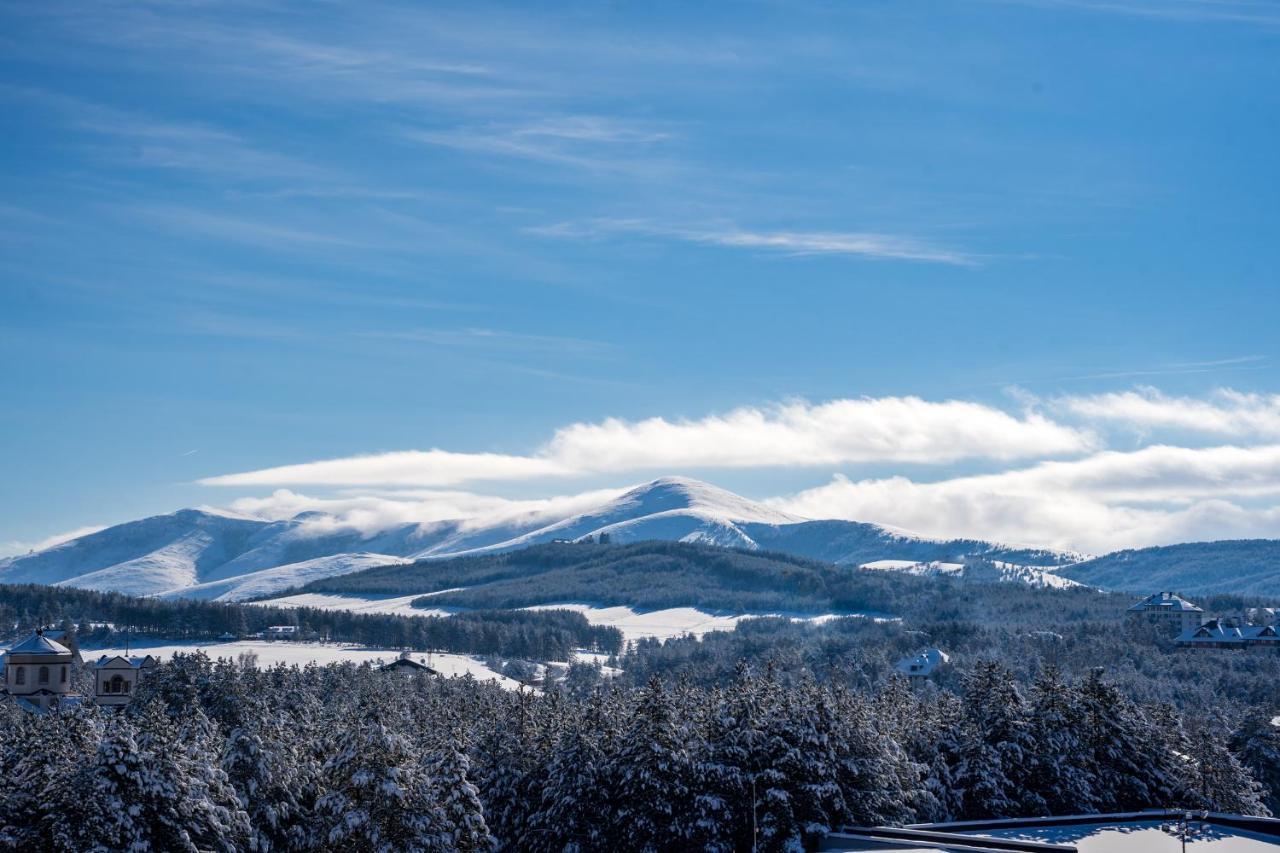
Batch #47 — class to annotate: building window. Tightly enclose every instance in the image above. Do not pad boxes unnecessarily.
[122,679,131,694]
[14,667,24,685]
[61,666,68,684]
[38,666,49,685]
[108,675,125,694]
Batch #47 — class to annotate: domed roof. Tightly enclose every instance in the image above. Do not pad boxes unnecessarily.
[7,631,72,656]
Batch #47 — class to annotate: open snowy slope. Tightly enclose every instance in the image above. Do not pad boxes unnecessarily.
[164,553,413,602]
[0,475,1086,598]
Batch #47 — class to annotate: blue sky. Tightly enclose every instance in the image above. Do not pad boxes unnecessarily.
[2,0,1279,554]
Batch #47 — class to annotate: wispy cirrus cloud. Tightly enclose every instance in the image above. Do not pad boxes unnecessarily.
[986,0,1280,27]
[405,115,676,176]
[357,327,612,356]
[531,219,977,265]
[199,395,1094,487]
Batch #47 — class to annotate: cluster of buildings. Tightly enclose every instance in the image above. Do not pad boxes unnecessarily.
[0,629,155,714]
[1125,592,1280,650]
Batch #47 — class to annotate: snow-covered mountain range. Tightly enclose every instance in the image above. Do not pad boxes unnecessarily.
[0,477,1085,600]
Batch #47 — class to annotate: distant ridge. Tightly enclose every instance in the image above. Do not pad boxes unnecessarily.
[4,475,1239,600]
[1059,539,1280,596]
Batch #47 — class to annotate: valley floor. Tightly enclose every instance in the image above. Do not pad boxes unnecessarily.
[258,590,881,642]
[79,638,525,689]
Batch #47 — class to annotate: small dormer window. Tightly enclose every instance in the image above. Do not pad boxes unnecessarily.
[38,666,49,685]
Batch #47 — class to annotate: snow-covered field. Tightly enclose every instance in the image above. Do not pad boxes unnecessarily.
[258,591,879,643]
[79,639,524,690]
[523,603,857,642]
[259,589,464,618]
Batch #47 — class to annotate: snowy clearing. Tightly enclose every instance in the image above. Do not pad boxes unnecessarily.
[256,589,465,618]
[257,591,887,643]
[80,639,524,690]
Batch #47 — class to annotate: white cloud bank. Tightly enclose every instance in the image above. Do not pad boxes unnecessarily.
[200,396,1095,487]
[1057,387,1280,437]
[196,387,1280,553]
[772,443,1280,553]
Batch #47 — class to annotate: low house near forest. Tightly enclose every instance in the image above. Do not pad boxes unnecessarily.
[379,651,438,675]
[1,629,79,713]
[264,625,300,640]
[93,654,158,707]
[1177,618,1280,650]
[895,648,949,681]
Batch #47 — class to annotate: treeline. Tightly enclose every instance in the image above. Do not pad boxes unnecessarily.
[615,613,1280,718]
[0,584,622,660]
[1,654,1275,852]
[299,540,1132,622]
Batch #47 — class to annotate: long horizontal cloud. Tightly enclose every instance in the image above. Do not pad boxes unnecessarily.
[199,396,1096,487]
[224,486,626,535]
[772,443,1280,553]
[1057,387,1280,437]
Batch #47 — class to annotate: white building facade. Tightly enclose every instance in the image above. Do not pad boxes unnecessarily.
[2,630,76,713]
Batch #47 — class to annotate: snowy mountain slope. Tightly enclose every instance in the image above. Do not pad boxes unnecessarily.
[1,475,1087,598]
[859,558,1083,589]
[427,478,798,557]
[164,553,414,602]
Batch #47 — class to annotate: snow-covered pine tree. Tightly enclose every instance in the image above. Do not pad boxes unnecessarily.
[222,700,312,851]
[427,727,496,852]
[173,703,253,852]
[315,695,441,853]
[836,687,922,827]
[610,676,695,851]
[1187,724,1269,816]
[1026,666,1098,815]
[528,692,618,852]
[1233,709,1280,815]
[472,691,538,846]
[953,662,1044,819]
[1078,669,1185,812]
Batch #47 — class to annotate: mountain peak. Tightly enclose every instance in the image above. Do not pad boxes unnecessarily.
[613,476,803,525]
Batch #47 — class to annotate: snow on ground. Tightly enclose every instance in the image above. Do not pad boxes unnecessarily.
[254,589,465,618]
[170,553,412,602]
[523,604,873,642]
[80,639,523,690]
[860,559,965,575]
[257,592,885,643]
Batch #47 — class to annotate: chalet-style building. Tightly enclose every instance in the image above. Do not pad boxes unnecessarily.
[1,630,78,713]
[1125,592,1204,635]
[264,625,300,640]
[379,651,439,675]
[93,654,158,707]
[895,648,950,681]
[1176,618,1280,650]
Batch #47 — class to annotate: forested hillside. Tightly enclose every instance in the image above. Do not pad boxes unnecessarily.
[0,583,622,660]
[297,540,1118,620]
[1061,539,1280,595]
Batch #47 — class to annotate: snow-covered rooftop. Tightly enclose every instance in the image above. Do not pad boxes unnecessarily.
[1128,592,1202,613]
[6,631,72,656]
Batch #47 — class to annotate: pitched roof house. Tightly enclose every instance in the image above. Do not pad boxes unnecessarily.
[2,629,77,713]
[1177,619,1280,650]
[93,654,158,707]
[895,648,950,680]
